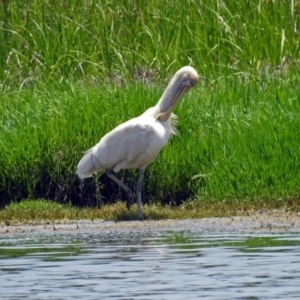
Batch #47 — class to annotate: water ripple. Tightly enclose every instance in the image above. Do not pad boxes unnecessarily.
[0,232,300,299]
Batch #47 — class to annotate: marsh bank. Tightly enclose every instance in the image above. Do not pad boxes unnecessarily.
[1,209,300,235]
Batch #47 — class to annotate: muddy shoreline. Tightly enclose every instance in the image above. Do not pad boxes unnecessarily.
[1,209,300,235]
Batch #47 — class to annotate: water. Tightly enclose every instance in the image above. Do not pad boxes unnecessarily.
[0,228,300,299]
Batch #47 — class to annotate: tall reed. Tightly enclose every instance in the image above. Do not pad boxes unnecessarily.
[0,0,299,206]
[1,0,299,88]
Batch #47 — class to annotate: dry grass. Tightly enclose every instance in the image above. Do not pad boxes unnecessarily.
[1,198,299,226]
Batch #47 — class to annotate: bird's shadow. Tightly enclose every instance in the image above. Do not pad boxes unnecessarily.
[113,207,169,222]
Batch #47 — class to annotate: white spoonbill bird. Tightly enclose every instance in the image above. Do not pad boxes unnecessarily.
[76,66,199,220]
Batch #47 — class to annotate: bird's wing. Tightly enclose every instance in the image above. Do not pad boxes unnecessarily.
[92,116,169,172]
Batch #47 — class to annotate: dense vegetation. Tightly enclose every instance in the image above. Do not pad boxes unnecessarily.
[0,0,299,209]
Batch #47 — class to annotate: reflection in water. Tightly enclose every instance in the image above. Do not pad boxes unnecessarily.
[0,231,300,299]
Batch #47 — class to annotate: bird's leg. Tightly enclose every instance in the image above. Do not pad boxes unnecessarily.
[125,190,134,210]
[136,169,145,220]
[105,170,134,210]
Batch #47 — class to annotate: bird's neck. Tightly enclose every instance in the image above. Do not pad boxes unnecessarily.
[156,85,177,118]
[142,106,161,119]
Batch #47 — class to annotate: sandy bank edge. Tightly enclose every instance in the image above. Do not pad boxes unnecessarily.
[1,209,300,235]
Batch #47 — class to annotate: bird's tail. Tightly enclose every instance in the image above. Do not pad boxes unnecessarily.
[76,147,103,179]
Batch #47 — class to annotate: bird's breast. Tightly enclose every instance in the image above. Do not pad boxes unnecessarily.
[143,117,173,144]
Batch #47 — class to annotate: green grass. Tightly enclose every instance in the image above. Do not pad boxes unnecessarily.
[0,0,300,215]
[0,73,299,208]
[1,0,300,88]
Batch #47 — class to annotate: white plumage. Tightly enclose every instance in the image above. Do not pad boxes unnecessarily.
[76,66,199,220]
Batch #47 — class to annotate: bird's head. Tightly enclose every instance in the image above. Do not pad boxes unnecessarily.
[157,66,199,122]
